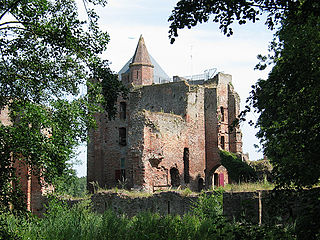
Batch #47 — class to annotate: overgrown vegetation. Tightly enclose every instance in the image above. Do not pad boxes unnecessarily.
[219,150,256,182]
[0,192,295,240]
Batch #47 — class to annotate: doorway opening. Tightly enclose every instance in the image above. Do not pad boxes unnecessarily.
[170,167,180,187]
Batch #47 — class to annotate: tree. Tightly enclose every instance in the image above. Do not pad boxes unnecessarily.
[248,13,320,188]
[168,0,319,43]
[53,172,87,198]
[0,0,124,210]
[168,0,320,188]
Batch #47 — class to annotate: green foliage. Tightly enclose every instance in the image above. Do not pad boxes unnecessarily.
[0,210,21,240]
[168,0,319,43]
[181,187,192,196]
[0,196,296,239]
[295,194,320,240]
[219,150,256,182]
[53,172,87,198]
[191,189,223,220]
[248,159,273,182]
[246,11,320,188]
[264,188,320,240]
[0,0,125,210]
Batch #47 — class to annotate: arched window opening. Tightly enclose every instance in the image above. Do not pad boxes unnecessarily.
[198,178,204,192]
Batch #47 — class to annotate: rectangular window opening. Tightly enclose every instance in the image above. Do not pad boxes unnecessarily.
[221,136,225,150]
[183,148,190,183]
[220,106,224,122]
[120,102,126,120]
[119,127,127,146]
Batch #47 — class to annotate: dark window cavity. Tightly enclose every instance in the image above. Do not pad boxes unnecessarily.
[220,106,224,122]
[221,136,225,150]
[119,127,127,146]
[183,148,190,183]
[120,102,126,120]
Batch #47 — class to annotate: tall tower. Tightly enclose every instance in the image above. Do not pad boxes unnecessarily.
[128,35,154,86]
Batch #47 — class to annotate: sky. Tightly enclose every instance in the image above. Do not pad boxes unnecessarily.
[74,0,275,177]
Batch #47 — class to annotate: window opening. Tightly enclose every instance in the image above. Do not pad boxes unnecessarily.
[170,168,180,187]
[119,102,126,120]
[221,136,225,150]
[214,173,219,186]
[119,128,126,146]
[220,106,224,122]
[183,148,190,183]
[198,178,204,192]
[120,158,125,169]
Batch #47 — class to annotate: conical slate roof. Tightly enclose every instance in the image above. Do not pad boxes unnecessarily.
[118,35,171,84]
[131,35,152,65]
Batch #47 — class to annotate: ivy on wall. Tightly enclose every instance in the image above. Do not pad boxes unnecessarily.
[219,150,256,183]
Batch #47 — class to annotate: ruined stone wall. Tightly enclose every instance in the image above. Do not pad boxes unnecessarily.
[129,81,206,191]
[87,96,131,190]
[215,73,232,152]
[203,73,242,187]
[142,111,185,190]
[87,82,192,191]
[87,113,106,191]
[83,188,320,225]
[228,84,242,153]
[132,81,189,117]
[90,191,198,217]
[127,111,146,188]
[185,86,206,190]
[204,87,219,183]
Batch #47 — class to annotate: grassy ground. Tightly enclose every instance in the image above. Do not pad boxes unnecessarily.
[223,181,275,192]
[92,181,275,198]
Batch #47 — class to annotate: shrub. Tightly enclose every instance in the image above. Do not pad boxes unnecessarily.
[191,189,223,220]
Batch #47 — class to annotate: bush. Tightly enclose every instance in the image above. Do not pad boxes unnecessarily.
[191,189,223,220]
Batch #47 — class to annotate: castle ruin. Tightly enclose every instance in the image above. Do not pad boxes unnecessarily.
[87,35,243,192]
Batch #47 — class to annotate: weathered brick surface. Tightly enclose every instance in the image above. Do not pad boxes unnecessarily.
[88,38,243,192]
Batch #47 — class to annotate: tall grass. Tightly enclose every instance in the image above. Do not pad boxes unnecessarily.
[1,193,294,240]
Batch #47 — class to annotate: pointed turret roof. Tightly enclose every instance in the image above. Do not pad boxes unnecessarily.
[131,35,153,65]
[119,35,171,84]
